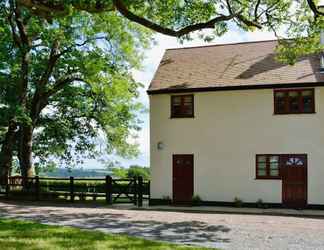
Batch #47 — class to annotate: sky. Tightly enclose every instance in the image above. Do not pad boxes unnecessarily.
[82,24,278,169]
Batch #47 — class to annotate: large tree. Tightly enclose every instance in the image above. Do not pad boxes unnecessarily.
[16,0,291,37]
[32,73,143,169]
[2,0,324,181]
[0,0,151,181]
[15,0,324,63]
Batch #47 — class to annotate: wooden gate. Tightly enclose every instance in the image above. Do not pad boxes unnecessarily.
[112,178,138,204]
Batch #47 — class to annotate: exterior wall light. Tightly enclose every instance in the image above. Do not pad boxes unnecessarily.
[157,141,164,150]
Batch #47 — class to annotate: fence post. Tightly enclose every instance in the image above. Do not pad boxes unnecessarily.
[137,176,143,207]
[133,177,137,205]
[106,175,112,204]
[70,176,74,202]
[148,180,151,201]
[35,176,40,201]
[5,178,9,200]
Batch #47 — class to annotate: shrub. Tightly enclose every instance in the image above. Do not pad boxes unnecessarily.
[127,166,150,180]
[256,198,263,208]
[234,197,243,207]
[111,166,150,180]
[111,168,128,179]
[161,195,171,205]
[162,195,171,200]
[192,195,202,206]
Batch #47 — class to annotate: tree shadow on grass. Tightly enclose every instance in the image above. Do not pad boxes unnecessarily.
[0,202,231,247]
[0,219,206,250]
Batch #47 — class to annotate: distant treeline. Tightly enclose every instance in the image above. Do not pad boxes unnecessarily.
[39,168,111,178]
[38,165,150,179]
[111,166,150,180]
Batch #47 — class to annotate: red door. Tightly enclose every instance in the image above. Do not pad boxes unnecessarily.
[282,154,307,208]
[173,154,194,204]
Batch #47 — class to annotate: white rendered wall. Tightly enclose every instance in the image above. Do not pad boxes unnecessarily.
[150,87,324,204]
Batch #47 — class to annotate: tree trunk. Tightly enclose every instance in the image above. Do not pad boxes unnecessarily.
[18,94,47,179]
[19,124,34,179]
[0,121,17,184]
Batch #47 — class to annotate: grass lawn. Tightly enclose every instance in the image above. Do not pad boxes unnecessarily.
[0,218,212,250]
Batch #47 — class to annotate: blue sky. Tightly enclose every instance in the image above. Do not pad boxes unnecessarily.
[82,24,278,169]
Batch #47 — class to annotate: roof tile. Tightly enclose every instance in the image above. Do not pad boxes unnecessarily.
[148,40,324,93]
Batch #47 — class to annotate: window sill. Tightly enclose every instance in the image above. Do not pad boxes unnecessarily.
[170,116,195,119]
[255,177,281,180]
[273,112,316,115]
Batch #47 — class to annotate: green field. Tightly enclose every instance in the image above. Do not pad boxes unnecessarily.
[0,218,212,250]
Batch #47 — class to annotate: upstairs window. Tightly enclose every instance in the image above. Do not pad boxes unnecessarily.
[256,155,280,179]
[274,89,315,114]
[171,95,194,118]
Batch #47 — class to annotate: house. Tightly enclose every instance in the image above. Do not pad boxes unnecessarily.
[147,39,324,209]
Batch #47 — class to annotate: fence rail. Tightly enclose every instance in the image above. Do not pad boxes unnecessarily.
[0,176,150,207]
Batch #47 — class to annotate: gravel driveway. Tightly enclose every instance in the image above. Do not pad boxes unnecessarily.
[0,201,324,249]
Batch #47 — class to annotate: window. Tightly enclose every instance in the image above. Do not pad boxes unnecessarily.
[171,95,194,118]
[274,88,315,114]
[256,155,280,179]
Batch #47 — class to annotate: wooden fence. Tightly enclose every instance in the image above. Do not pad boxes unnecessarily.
[0,176,150,207]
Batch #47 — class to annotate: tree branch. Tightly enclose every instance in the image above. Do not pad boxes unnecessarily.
[17,0,114,19]
[8,0,31,106]
[225,0,262,29]
[30,40,61,123]
[237,14,262,29]
[18,0,266,37]
[58,35,108,57]
[37,40,60,89]
[36,35,105,99]
[306,0,324,19]
[254,0,261,21]
[113,0,243,37]
[7,12,22,48]
[45,76,86,97]
[12,1,31,48]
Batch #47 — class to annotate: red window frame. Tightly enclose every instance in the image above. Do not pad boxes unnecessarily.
[171,95,194,118]
[256,154,281,180]
[274,88,315,114]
